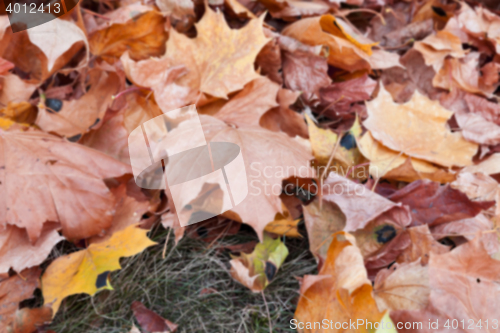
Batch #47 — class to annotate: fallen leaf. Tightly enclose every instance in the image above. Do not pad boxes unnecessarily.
[260,89,309,138]
[322,172,411,232]
[0,74,38,106]
[364,85,478,167]
[0,57,14,75]
[166,7,269,99]
[89,185,150,244]
[0,223,63,274]
[455,110,500,145]
[283,15,400,72]
[264,207,302,237]
[132,301,178,333]
[0,129,131,242]
[42,224,156,316]
[255,39,283,85]
[9,306,52,333]
[294,232,385,332]
[282,49,331,99]
[230,233,288,292]
[396,225,449,265]
[89,11,168,62]
[36,70,121,137]
[374,260,430,312]
[413,30,465,71]
[156,0,194,19]
[0,268,40,330]
[258,0,329,19]
[214,77,280,127]
[357,131,456,183]
[463,153,500,175]
[0,102,36,125]
[388,179,494,227]
[451,172,500,218]
[27,18,87,72]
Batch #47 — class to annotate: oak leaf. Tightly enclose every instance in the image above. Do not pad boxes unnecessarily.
[364,85,478,167]
[41,224,156,316]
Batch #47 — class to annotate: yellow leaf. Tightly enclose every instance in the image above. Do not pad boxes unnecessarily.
[364,85,478,167]
[41,224,156,316]
[265,206,302,238]
[166,7,270,99]
[319,15,378,56]
[357,131,456,183]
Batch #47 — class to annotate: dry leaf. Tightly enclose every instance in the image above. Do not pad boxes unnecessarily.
[463,153,500,175]
[258,0,329,19]
[42,224,156,316]
[230,233,288,292]
[0,129,131,242]
[294,232,385,332]
[36,70,121,137]
[132,301,178,333]
[89,11,168,62]
[364,85,478,167]
[165,7,269,99]
[413,30,465,71]
[0,223,63,274]
[396,225,449,265]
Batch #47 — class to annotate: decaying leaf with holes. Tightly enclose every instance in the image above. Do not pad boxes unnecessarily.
[41,224,156,316]
[230,233,288,292]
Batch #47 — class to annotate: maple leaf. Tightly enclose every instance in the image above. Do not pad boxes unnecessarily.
[413,30,465,71]
[294,232,385,332]
[165,7,270,99]
[230,233,289,292]
[364,85,478,168]
[0,129,131,242]
[41,224,156,316]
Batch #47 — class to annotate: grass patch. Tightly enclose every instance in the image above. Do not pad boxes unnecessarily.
[47,223,317,333]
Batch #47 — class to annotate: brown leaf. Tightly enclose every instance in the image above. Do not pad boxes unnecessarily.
[374,260,430,312]
[36,70,121,137]
[89,11,168,63]
[0,268,40,330]
[165,7,269,99]
[388,179,494,227]
[364,85,478,167]
[0,74,37,106]
[89,185,150,244]
[282,50,331,99]
[397,225,449,265]
[214,77,280,127]
[0,129,131,242]
[255,39,283,85]
[156,0,194,19]
[322,173,411,232]
[260,89,308,138]
[258,0,329,20]
[0,223,63,274]
[455,110,500,145]
[131,301,178,333]
[463,153,500,176]
[413,30,465,71]
[10,306,52,333]
[294,232,385,332]
[283,15,401,72]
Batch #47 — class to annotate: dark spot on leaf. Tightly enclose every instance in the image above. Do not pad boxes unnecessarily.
[477,278,481,283]
[196,226,208,238]
[340,133,357,150]
[438,237,455,249]
[68,134,82,142]
[333,20,341,30]
[96,271,110,288]
[184,204,193,210]
[46,98,63,113]
[90,118,100,128]
[432,6,447,17]
[375,225,397,244]
[265,261,277,281]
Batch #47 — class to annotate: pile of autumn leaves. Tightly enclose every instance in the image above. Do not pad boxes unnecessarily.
[1,0,500,332]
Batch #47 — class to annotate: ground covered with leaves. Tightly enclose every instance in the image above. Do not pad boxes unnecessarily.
[1,0,500,332]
